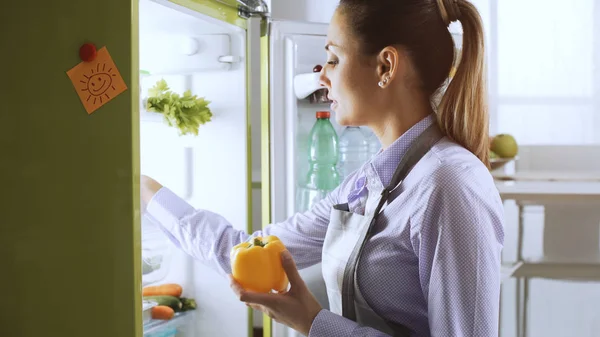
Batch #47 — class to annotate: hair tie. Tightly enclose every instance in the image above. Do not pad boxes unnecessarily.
[437,0,461,26]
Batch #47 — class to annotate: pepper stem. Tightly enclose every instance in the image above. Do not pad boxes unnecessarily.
[252,238,266,247]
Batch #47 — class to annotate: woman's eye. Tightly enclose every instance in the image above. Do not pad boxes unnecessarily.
[327,60,338,66]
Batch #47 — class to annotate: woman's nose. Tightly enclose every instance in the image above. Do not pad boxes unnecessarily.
[318,69,330,89]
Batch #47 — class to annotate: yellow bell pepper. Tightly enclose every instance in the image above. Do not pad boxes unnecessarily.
[230,235,289,293]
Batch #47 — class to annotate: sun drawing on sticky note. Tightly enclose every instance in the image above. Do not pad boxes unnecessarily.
[79,62,118,104]
[67,46,127,114]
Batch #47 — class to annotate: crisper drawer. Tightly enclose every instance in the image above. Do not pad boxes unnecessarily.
[144,311,195,337]
[141,214,174,286]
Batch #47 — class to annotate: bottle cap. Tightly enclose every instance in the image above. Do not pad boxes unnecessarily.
[316,111,330,119]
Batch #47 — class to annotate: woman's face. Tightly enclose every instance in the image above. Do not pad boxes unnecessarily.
[319,10,382,127]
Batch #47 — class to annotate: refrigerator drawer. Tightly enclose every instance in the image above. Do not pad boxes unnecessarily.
[144,311,194,337]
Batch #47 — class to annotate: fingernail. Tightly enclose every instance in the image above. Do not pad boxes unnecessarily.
[281,250,291,261]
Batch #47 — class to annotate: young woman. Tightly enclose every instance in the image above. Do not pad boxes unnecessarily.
[141,0,504,336]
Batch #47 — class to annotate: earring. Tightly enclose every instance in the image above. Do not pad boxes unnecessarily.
[378,77,389,87]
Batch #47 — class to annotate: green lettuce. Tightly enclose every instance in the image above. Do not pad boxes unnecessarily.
[145,79,213,136]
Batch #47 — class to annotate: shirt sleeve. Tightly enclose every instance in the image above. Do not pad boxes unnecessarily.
[145,186,338,276]
[309,310,392,337]
[411,164,505,337]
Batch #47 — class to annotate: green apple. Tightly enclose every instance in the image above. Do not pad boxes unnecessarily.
[491,134,518,158]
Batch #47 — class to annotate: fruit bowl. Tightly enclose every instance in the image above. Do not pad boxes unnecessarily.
[490,156,517,171]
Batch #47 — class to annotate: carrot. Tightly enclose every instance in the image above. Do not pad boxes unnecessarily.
[142,283,183,297]
[151,305,175,320]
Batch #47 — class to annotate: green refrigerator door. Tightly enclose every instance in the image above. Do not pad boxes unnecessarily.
[170,0,247,28]
[1,0,142,336]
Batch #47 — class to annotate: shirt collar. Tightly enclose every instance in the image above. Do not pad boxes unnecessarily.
[370,113,436,187]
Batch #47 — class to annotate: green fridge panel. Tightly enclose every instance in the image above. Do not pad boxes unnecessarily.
[2,0,140,335]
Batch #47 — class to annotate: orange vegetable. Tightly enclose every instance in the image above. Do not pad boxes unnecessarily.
[151,305,175,320]
[142,283,183,297]
[230,235,289,293]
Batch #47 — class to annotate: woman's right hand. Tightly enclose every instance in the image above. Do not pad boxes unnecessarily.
[141,175,163,210]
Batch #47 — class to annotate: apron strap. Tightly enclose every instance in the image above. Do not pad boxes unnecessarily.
[385,123,444,196]
[341,122,444,335]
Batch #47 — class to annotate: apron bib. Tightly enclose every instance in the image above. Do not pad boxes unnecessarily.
[321,123,443,336]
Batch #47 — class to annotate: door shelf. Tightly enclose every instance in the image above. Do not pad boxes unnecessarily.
[144,311,194,337]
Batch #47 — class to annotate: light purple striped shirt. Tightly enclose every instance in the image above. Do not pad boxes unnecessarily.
[147,114,505,337]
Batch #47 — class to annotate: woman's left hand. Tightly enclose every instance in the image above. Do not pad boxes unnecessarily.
[229,250,323,336]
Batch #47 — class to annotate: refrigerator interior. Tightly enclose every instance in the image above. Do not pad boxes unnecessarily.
[139,0,250,336]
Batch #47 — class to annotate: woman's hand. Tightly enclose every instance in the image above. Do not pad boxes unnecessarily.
[140,175,163,208]
[230,250,323,336]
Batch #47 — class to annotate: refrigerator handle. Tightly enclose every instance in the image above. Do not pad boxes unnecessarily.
[183,147,194,201]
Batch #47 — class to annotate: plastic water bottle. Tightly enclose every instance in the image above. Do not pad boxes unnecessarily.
[338,126,369,180]
[296,111,341,212]
[362,128,381,158]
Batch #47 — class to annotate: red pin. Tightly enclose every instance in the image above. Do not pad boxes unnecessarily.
[79,43,97,62]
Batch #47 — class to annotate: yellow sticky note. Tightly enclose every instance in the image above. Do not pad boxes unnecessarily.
[67,46,128,115]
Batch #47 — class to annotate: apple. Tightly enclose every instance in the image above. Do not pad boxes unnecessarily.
[490,134,518,158]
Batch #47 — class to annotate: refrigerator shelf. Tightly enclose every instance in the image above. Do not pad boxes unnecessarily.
[143,311,194,337]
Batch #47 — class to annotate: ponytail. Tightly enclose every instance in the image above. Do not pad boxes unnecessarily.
[437,0,489,167]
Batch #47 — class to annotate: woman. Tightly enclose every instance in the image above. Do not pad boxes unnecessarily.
[141,0,504,336]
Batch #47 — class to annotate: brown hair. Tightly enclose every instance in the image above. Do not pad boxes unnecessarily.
[338,0,489,167]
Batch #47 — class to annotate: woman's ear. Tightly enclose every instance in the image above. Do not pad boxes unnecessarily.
[376,46,402,86]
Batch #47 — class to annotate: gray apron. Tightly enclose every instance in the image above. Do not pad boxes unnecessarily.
[321,123,443,336]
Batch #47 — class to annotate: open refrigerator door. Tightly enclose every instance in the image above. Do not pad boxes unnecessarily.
[138,0,265,336]
[264,20,328,337]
